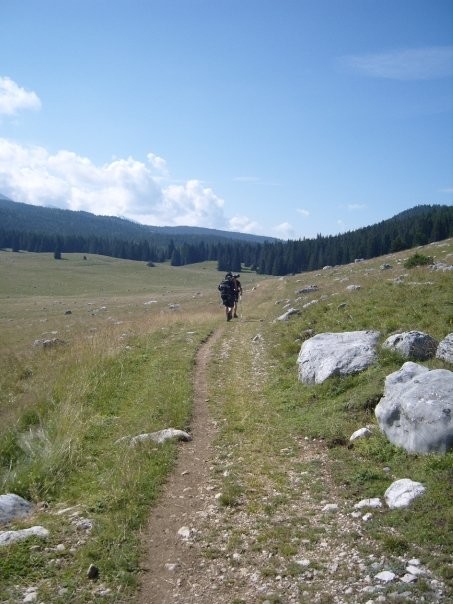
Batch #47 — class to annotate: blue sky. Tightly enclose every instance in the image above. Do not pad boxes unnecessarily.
[1,0,452,239]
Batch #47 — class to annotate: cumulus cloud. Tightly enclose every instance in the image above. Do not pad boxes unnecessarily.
[297,208,310,217]
[338,46,453,80]
[0,138,231,228]
[0,76,41,115]
[228,214,262,234]
[273,222,295,239]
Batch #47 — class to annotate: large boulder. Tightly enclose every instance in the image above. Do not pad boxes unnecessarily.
[375,362,453,454]
[436,333,453,364]
[382,331,438,360]
[297,331,380,384]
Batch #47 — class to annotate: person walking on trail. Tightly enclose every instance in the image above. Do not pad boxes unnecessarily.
[232,273,243,318]
[218,272,236,321]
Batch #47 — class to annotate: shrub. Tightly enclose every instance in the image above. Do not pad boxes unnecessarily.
[403,252,433,268]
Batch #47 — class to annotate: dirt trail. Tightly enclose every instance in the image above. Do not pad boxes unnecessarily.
[138,328,222,604]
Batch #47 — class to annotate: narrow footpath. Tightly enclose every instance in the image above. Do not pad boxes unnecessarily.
[138,328,222,604]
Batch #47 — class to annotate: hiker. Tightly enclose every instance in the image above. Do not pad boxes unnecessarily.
[232,273,243,318]
[218,272,236,321]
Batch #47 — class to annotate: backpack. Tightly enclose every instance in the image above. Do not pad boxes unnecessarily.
[218,276,234,298]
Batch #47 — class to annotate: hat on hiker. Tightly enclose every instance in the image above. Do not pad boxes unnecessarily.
[225,272,233,277]
[233,274,240,278]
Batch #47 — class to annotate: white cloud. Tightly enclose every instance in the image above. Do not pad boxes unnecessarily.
[0,76,41,115]
[228,214,261,234]
[297,208,310,217]
[0,138,232,228]
[338,46,453,80]
[273,222,295,239]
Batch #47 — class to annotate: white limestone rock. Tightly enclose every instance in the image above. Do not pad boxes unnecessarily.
[436,333,453,363]
[297,331,380,384]
[0,493,34,525]
[375,362,453,453]
[350,427,372,442]
[382,331,438,361]
[0,526,49,547]
[116,428,192,447]
[384,478,425,509]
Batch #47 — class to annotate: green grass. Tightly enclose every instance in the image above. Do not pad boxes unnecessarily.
[1,241,453,601]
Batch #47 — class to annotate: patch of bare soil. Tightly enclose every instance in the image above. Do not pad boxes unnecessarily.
[137,328,223,604]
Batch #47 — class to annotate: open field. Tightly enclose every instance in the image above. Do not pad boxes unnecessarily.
[1,242,452,603]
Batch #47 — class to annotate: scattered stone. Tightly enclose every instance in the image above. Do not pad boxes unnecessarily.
[297,331,380,384]
[384,478,426,509]
[346,284,361,291]
[322,503,339,513]
[354,498,382,509]
[0,526,49,547]
[87,563,99,580]
[406,564,425,576]
[295,285,319,294]
[33,337,67,348]
[382,331,438,360]
[116,428,192,447]
[0,493,34,524]
[362,512,373,522]
[22,587,38,603]
[177,526,192,539]
[302,299,319,309]
[165,562,179,571]
[295,558,310,567]
[276,307,300,321]
[431,262,453,271]
[350,427,372,442]
[375,570,396,582]
[401,573,418,583]
[380,263,392,270]
[375,362,453,453]
[436,333,453,363]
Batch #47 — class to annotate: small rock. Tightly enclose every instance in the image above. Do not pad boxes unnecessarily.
[401,573,418,583]
[385,479,426,509]
[295,558,310,567]
[375,570,396,582]
[406,564,425,576]
[87,563,99,580]
[322,503,339,512]
[350,427,372,441]
[354,498,382,509]
[165,563,179,571]
[177,526,191,539]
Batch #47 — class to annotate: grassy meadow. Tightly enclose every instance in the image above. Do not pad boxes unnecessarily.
[1,241,452,602]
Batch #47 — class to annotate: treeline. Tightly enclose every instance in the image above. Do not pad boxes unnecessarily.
[256,204,453,275]
[1,203,452,275]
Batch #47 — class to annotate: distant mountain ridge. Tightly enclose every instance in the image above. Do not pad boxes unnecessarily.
[0,195,276,244]
[1,195,452,275]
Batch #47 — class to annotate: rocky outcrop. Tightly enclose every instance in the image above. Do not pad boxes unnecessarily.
[382,331,438,360]
[297,331,380,384]
[375,362,453,453]
[436,333,453,363]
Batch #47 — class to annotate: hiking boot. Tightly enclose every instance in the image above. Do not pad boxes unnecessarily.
[227,310,232,321]
[234,314,238,318]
